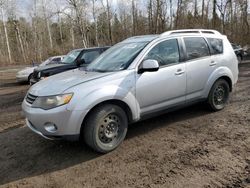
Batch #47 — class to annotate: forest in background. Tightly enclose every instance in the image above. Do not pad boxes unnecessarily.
[0,0,249,65]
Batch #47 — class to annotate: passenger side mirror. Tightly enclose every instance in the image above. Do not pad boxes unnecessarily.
[138,59,159,74]
[76,59,85,67]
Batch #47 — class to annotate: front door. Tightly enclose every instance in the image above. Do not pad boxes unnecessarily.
[136,38,186,116]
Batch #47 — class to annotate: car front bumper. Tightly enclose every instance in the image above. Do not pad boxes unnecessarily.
[30,78,39,85]
[16,75,28,82]
[22,99,85,141]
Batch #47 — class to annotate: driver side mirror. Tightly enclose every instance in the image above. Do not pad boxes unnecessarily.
[76,59,85,67]
[138,59,159,74]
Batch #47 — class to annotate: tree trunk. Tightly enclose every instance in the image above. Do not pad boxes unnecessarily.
[213,0,217,28]
[132,0,136,35]
[194,0,198,18]
[70,26,75,48]
[1,7,12,64]
[202,0,205,24]
[58,13,64,46]
[106,0,113,45]
[170,0,173,29]
[148,0,153,33]
[43,0,53,49]
[92,0,99,46]
[14,20,26,63]
[155,0,160,33]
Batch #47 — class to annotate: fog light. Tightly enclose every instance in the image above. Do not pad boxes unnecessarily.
[44,122,57,133]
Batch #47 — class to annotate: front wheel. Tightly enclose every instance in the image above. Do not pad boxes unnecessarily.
[28,73,33,83]
[207,79,230,111]
[83,104,128,153]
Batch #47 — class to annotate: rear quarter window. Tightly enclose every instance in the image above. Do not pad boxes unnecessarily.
[207,38,223,55]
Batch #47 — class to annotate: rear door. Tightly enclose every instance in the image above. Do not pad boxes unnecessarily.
[183,37,215,100]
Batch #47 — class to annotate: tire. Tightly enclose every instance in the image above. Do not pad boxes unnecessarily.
[207,79,230,111]
[28,73,33,83]
[83,104,128,153]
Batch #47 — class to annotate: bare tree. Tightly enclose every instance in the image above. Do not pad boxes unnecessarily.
[42,0,53,49]
[170,0,173,29]
[0,1,12,64]
[13,20,27,62]
[67,0,87,48]
[91,0,99,46]
[0,0,249,66]
[216,0,231,33]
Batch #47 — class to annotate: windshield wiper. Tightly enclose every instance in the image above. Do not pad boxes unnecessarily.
[59,62,69,64]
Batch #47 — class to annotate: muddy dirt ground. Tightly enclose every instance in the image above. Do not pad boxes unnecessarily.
[0,63,249,188]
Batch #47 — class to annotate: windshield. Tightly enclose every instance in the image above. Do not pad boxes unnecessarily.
[86,42,147,72]
[61,50,81,64]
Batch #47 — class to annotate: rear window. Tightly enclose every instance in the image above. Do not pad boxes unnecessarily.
[207,38,223,55]
[184,37,210,60]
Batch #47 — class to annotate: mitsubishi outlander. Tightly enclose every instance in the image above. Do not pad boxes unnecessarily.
[22,29,238,153]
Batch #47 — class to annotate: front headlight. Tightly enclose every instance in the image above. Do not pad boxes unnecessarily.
[32,93,73,110]
[17,71,27,76]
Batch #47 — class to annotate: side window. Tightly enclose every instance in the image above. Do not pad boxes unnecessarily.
[144,39,180,66]
[52,57,61,62]
[207,38,223,55]
[81,51,100,64]
[184,37,210,60]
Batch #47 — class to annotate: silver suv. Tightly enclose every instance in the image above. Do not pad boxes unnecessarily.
[22,29,238,153]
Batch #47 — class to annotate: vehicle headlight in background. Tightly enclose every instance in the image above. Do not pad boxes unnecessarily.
[17,71,28,76]
[32,93,73,110]
[37,72,41,78]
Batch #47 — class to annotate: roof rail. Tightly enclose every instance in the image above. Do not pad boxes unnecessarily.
[160,29,222,36]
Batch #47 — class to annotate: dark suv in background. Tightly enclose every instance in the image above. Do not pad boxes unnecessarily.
[30,47,109,84]
[231,43,244,63]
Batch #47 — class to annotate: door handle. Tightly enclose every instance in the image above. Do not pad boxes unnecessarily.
[175,69,185,75]
[210,61,217,66]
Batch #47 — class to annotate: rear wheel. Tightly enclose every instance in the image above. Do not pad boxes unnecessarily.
[83,104,128,153]
[208,79,230,111]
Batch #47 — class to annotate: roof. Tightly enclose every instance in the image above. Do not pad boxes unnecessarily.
[121,35,159,43]
[160,29,222,37]
[121,29,223,44]
[71,46,110,52]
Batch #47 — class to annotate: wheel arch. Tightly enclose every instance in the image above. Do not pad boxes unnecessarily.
[28,73,33,82]
[80,99,134,137]
[219,75,232,92]
[206,75,233,98]
[204,67,234,98]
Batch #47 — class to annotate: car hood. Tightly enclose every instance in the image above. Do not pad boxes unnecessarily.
[28,68,114,96]
[35,63,66,72]
[17,66,36,74]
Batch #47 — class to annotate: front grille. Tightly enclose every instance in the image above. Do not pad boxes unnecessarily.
[26,93,38,104]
